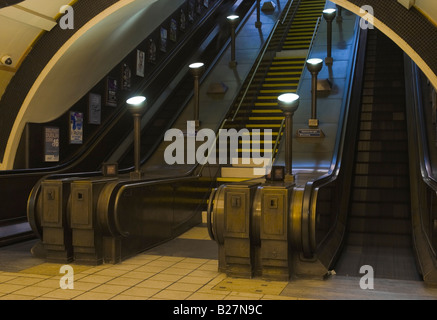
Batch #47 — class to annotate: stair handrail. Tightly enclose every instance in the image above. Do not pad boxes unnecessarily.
[298,18,364,258]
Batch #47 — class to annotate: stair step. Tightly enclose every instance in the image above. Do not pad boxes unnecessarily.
[350,203,410,219]
[347,216,412,235]
[346,232,412,247]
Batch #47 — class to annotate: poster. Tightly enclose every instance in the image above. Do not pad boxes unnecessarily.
[69,112,83,144]
[121,63,132,91]
[147,39,157,64]
[88,93,101,124]
[136,50,145,77]
[105,77,118,107]
[170,19,177,42]
[44,127,59,162]
[160,27,167,52]
[180,9,186,31]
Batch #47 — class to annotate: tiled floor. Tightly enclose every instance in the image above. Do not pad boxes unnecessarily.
[2,224,437,301]
[0,226,295,301]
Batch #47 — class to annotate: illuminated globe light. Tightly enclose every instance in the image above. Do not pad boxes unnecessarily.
[189,62,205,69]
[278,93,300,107]
[323,8,337,16]
[126,96,146,106]
[227,15,240,21]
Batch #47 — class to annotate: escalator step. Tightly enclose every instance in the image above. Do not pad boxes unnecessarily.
[351,188,410,203]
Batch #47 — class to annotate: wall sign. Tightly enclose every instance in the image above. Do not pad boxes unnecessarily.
[69,111,84,144]
[44,127,60,162]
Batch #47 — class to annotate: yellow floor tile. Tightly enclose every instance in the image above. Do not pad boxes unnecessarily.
[160,268,192,276]
[74,291,117,300]
[0,283,25,294]
[212,278,288,295]
[111,294,146,300]
[121,287,161,298]
[149,273,184,282]
[122,271,155,280]
[19,263,92,277]
[71,281,101,291]
[94,268,129,277]
[156,256,185,262]
[33,278,60,289]
[151,289,192,300]
[110,264,140,271]
[77,274,113,284]
[134,265,168,273]
[145,260,177,268]
[226,291,263,300]
[0,294,33,300]
[41,288,85,300]
[189,270,220,278]
[90,284,130,294]
[5,277,43,286]
[172,262,203,270]
[12,286,55,297]
[105,277,144,286]
[0,275,18,283]
[166,282,204,292]
[186,292,228,300]
[198,264,219,272]
[178,275,213,285]
[136,279,173,289]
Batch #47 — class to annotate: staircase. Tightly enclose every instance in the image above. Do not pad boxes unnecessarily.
[218,0,327,183]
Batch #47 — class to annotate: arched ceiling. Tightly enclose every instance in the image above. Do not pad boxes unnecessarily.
[0,0,74,99]
[0,0,183,169]
[332,0,437,90]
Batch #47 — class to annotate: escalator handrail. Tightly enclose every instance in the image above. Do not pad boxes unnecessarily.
[300,18,363,257]
[412,63,437,190]
[1,0,229,179]
[410,61,437,257]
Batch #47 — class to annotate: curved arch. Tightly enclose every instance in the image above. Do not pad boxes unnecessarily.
[331,0,437,90]
[0,0,183,170]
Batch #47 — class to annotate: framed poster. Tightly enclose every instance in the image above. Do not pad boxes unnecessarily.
[69,112,83,145]
[44,127,60,162]
[121,63,132,91]
[147,38,157,64]
[160,27,167,52]
[170,18,177,42]
[88,93,101,124]
[105,77,118,107]
[136,50,145,77]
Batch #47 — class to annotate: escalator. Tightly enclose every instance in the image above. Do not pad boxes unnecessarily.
[331,29,420,280]
[0,0,254,246]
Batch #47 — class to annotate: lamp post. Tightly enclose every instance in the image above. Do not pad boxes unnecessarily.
[189,62,205,129]
[323,8,337,65]
[126,96,147,179]
[255,0,262,28]
[306,58,324,128]
[278,93,300,182]
[227,15,240,68]
[336,4,343,22]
